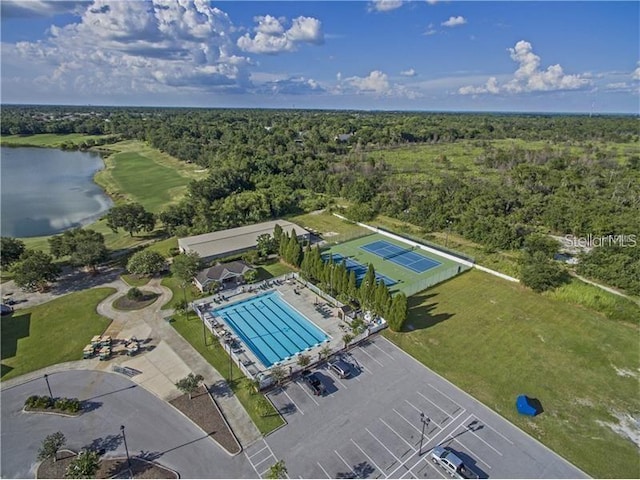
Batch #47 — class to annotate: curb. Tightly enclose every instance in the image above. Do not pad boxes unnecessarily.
[205,384,243,456]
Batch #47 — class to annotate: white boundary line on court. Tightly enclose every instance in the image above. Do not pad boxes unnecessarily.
[351,439,386,476]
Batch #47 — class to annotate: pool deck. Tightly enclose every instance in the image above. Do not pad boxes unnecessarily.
[194,278,347,377]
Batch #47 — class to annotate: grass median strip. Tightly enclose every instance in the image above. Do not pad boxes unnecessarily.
[170,313,284,435]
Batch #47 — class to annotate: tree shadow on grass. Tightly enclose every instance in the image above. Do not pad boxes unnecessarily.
[403,292,453,331]
[1,312,31,360]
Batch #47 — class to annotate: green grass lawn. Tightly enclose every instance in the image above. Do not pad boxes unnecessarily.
[254,259,296,282]
[160,274,206,311]
[288,211,370,244]
[324,233,465,296]
[170,313,284,435]
[95,140,201,213]
[121,274,151,287]
[1,288,115,381]
[1,133,116,148]
[384,269,640,478]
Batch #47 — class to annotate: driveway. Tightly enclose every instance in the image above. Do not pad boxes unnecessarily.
[0,370,255,479]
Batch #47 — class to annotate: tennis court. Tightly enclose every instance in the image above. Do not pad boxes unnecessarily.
[323,233,469,296]
[361,240,441,274]
[324,253,397,286]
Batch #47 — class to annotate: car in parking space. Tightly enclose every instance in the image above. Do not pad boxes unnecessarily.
[430,446,479,479]
[302,370,325,396]
[328,359,351,378]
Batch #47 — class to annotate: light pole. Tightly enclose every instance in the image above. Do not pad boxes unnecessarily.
[445,220,452,248]
[120,425,132,470]
[43,374,53,400]
[202,316,207,346]
[419,412,429,455]
[227,341,233,382]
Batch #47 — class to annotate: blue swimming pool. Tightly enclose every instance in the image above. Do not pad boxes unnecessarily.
[210,291,328,368]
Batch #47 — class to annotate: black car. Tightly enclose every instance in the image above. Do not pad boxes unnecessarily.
[302,371,324,396]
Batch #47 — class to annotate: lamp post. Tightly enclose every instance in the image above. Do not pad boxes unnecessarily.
[202,315,207,346]
[445,220,452,248]
[120,425,132,470]
[419,412,429,455]
[227,341,233,382]
[43,374,53,400]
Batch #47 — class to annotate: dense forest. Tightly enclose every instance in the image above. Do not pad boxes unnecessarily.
[2,105,639,294]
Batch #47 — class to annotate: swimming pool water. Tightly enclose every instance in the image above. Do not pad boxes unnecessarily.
[210,291,328,368]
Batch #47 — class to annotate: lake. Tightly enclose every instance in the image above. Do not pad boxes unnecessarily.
[0,146,113,238]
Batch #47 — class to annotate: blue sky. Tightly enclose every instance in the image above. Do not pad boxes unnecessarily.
[1,1,638,113]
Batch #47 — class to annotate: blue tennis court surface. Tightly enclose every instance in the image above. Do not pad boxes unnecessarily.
[210,291,328,368]
[360,240,441,273]
[323,253,397,287]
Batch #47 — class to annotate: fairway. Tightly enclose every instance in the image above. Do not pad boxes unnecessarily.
[384,269,640,478]
[0,133,116,148]
[323,233,467,295]
[1,288,115,381]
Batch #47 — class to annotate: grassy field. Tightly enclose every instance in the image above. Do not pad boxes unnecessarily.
[1,288,115,381]
[384,269,640,478]
[1,133,116,148]
[95,140,202,213]
[288,210,370,244]
[170,312,285,435]
[254,259,296,282]
[323,233,465,295]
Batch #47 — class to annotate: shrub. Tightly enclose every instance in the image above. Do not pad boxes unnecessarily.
[127,287,143,300]
[54,397,81,413]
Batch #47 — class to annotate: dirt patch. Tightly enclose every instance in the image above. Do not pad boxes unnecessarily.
[597,412,640,448]
[612,365,638,378]
[112,292,159,311]
[170,385,241,455]
[37,450,177,479]
[324,231,339,237]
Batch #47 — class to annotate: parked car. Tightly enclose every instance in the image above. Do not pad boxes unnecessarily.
[431,446,479,479]
[329,359,352,379]
[302,370,325,396]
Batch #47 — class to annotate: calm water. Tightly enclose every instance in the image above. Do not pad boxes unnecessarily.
[0,146,113,237]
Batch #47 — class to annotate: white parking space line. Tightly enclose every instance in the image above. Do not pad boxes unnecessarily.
[253,455,274,469]
[281,388,304,415]
[416,391,453,419]
[357,346,385,367]
[334,450,357,478]
[324,367,349,389]
[294,379,320,406]
[392,408,426,436]
[379,418,417,451]
[427,383,464,414]
[450,438,492,470]
[461,423,504,456]
[370,342,395,360]
[404,399,443,429]
[351,439,385,476]
[471,415,515,445]
[245,451,263,478]
[248,445,269,459]
[426,412,471,447]
[317,462,331,479]
[410,456,447,479]
[366,427,403,464]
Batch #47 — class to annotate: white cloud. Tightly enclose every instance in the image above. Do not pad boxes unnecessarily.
[423,23,437,36]
[256,76,325,95]
[632,62,640,80]
[347,70,390,94]
[368,1,403,12]
[237,15,323,54]
[400,68,416,77]
[339,70,421,99]
[459,40,591,95]
[0,0,85,18]
[442,16,467,27]
[3,0,253,98]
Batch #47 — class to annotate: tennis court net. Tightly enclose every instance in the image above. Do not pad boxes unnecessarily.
[383,246,414,260]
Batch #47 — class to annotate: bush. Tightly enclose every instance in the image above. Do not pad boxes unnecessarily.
[24,395,53,410]
[127,287,143,300]
[54,397,81,413]
[169,247,181,257]
[25,395,81,413]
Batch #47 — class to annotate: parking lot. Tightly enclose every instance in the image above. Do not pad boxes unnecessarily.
[249,336,585,479]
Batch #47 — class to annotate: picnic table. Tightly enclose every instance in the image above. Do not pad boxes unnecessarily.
[83,344,95,359]
[100,335,112,347]
[98,346,111,360]
[91,335,102,346]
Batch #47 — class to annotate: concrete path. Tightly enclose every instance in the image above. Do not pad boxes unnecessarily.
[2,273,261,449]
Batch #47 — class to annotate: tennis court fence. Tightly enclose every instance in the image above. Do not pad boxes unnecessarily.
[402,264,471,297]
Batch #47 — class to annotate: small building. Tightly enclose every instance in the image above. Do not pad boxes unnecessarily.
[178,220,311,263]
[194,260,255,292]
